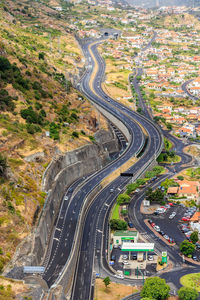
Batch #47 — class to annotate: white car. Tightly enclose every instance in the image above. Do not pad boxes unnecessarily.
[122,261,129,265]
[154,225,160,232]
[114,274,124,279]
[148,255,154,261]
[122,255,128,260]
[64,196,69,201]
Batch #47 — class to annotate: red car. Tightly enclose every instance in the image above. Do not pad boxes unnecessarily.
[151,223,155,227]
[182,217,190,222]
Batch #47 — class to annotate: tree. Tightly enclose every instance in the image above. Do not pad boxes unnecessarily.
[178,287,198,300]
[38,52,45,60]
[180,240,195,256]
[145,188,164,204]
[117,193,130,205]
[126,183,138,195]
[0,154,7,177]
[177,176,184,181]
[0,56,11,72]
[190,231,199,244]
[110,219,127,231]
[103,277,110,288]
[141,277,170,300]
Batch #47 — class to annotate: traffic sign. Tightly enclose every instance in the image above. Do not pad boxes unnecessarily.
[120,173,133,177]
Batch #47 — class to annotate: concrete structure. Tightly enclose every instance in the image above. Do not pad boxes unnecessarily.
[112,231,138,245]
[121,243,154,252]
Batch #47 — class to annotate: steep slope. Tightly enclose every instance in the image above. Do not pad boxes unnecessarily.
[0,0,108,277]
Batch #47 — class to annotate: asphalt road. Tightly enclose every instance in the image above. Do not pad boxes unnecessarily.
[70,36,163,299]
[42,34,163,290]
[182,80,199,102]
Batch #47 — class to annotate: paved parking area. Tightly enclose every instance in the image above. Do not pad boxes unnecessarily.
[110,248,158,275]
[147,204,192,245]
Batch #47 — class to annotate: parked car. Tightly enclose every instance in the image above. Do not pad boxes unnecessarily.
[132,254,137,260]
[195,243,200,250]
[192,255,197,261]
[160,231,165,236]
[128,222,134,228]
[165,204,170,209]
[122,255,128,260]
[182,217,190,222]
[154,225,160,232]
[122,261,129,265]
[148,255,154,261]
[148,219,153,224]
[111,255,116,261]
[168,238,175,244]
[164,234,169,240]
[151,223,156,227]
[64,196,69,201]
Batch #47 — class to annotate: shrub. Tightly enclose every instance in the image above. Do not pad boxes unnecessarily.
[0,89,15,111]
[178,287,198,300]
[72,131,79,138]
[110,219,127,230]
[38,52,45,60]
[0,56,11,71]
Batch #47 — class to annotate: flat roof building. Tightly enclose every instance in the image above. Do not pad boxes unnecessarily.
[112,230,138,246]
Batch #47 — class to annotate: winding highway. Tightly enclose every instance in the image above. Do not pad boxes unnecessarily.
[70,35,163,299]
[42,35,163,289]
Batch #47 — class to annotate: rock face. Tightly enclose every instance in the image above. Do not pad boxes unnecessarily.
[9,126,120,268]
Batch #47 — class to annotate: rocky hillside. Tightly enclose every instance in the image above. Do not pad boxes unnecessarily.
[0,0,107,278]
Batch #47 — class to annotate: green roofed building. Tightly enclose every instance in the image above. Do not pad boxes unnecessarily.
[112,230,138,246]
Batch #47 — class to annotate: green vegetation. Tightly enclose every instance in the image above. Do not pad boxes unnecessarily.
[110,219,127,231]
[190,231,199,244]
[178,287,199,300]
[145,188,164,204]
[141,277,170,300]
[111,203,120,219]
[117,193,130,205]
[0,89,16,111]
[0,154,7,178]
[157,151,181,164]
[186,168,200,180]
[103,277,111,288]
[180,273,200,292]
[160,178,179,190]
[164,138,173,151]
[180,240,195,257]
[0,284,15,300]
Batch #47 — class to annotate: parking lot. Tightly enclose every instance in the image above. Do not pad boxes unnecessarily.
[148,204,187,245]
[147,203,200,260]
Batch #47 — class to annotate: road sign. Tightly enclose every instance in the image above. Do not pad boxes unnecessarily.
[161,251,167,263]
[120,173,133,177]
[23,266,45,274]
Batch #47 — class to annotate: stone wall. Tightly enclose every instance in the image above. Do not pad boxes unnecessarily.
[9,127,120,268]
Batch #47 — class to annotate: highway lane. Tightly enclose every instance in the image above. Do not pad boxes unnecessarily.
[92,33,196,290]
[43,41,147,287]
[70,38,163,299]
